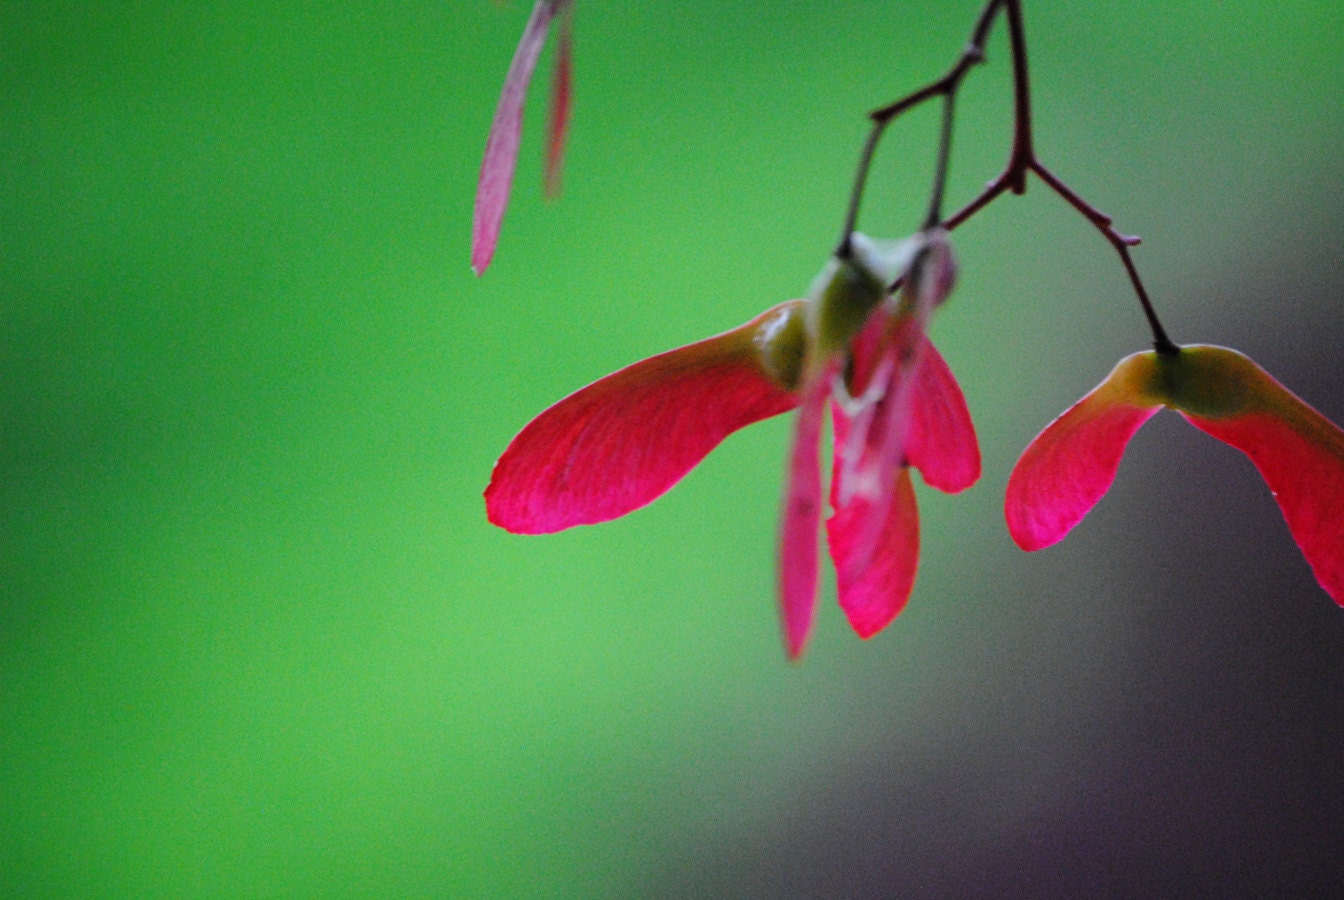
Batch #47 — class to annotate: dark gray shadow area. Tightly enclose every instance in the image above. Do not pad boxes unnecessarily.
[645,222,1344,900]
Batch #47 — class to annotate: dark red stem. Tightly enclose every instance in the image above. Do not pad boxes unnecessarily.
[839,0,1004,254]
[849,0,1177,353]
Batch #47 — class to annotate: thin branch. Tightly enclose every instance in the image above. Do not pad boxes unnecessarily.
[839,0,1004,252]
[1030,161,1176,353]
[924,91,958,230]
[941,170,1014,233]
[900,0,1177,349]
[1002,0,1034,190]
[838,123,888,257]
[868,0,1004,124]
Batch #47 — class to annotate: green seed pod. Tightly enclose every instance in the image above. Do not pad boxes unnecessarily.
[753,299,809,391]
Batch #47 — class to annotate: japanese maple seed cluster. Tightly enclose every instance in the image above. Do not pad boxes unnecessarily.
[472,0,1344,659]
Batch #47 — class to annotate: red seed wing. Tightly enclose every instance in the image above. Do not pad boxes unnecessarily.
[486,308,799,534]
[907,338,980,494]
[826,467,920,640]
[1177,349,1344,605]
[1005,356,1162,551]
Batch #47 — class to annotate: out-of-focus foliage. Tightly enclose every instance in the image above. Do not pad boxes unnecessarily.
[3,2,1343,895]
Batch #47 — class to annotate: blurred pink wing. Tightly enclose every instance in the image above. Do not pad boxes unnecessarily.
[906,338,980,494]
[779,374,829,659]
[827,462,920,640]
[543,7,572,198]
[472,1,559,275]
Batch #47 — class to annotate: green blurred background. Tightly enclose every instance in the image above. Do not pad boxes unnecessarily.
[4,2,1343,895]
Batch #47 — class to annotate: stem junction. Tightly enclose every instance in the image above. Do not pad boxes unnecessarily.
[841,0,1177,354]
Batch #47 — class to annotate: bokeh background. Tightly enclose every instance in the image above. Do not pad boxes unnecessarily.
[4,1,1343,895]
